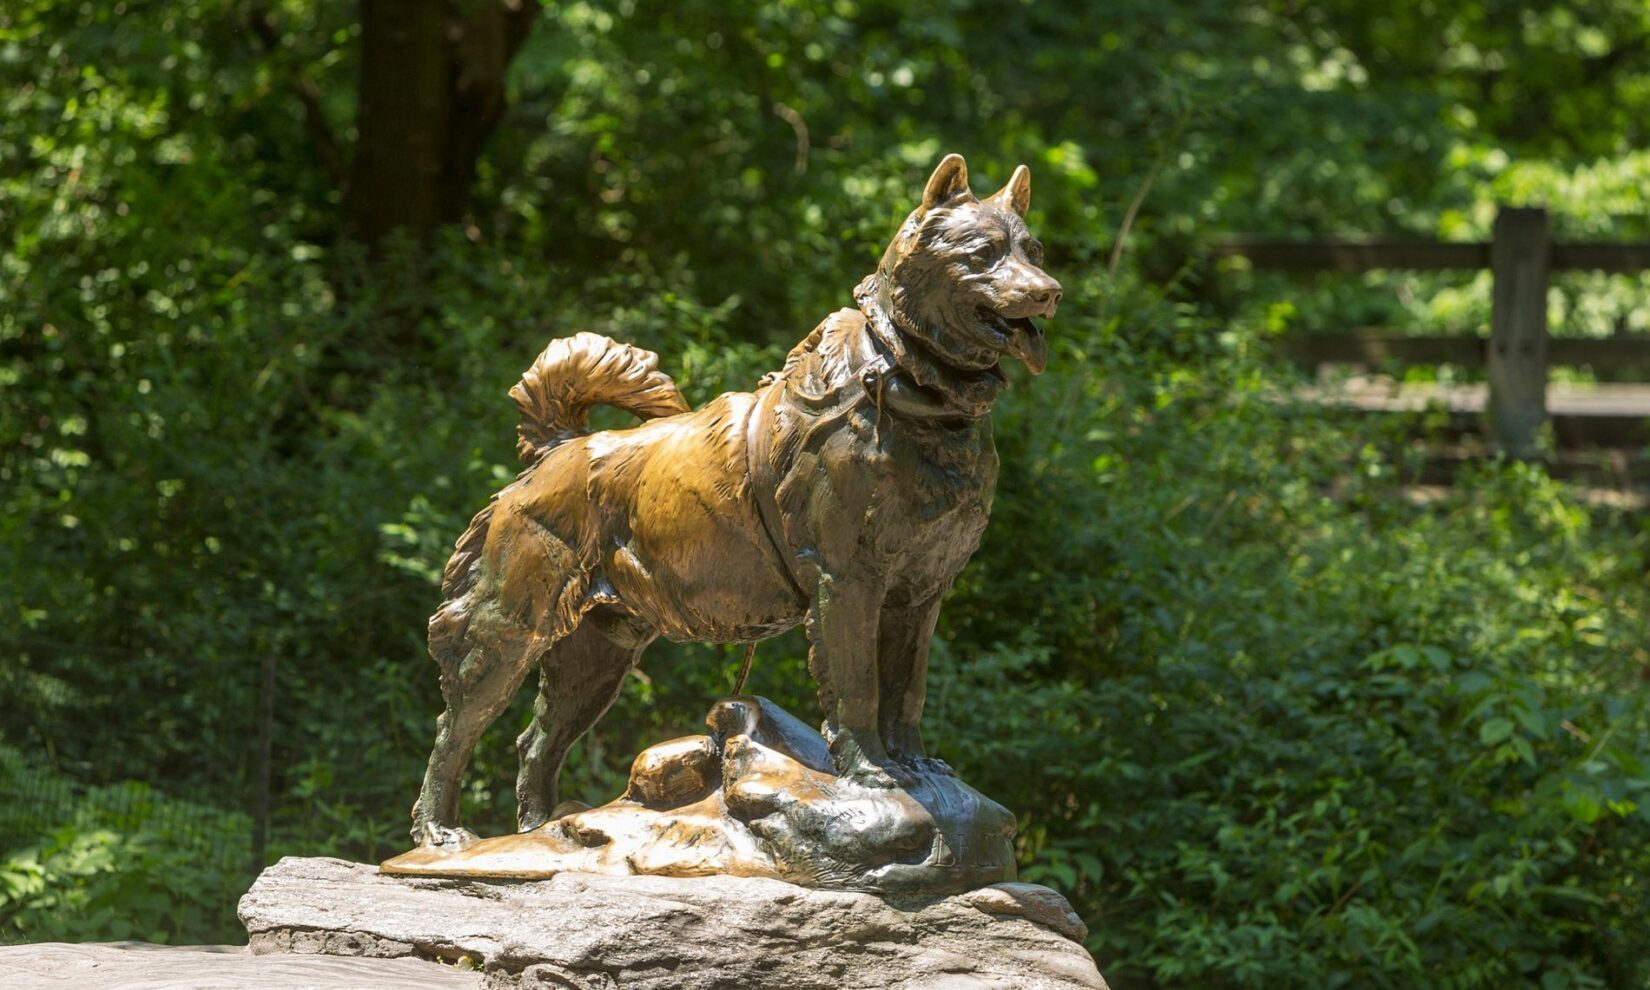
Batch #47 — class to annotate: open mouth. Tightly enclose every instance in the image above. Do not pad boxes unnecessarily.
[977,307,1048,373]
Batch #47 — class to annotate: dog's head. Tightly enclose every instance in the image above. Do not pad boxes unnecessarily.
[872,154,1061,374]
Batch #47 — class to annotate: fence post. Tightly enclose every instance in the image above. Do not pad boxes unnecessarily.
[251,652,275,877]
[1487,205,1550,456]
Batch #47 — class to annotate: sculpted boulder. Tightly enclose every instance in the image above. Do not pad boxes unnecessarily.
[623,734,720,808]
[383,695,1016,894]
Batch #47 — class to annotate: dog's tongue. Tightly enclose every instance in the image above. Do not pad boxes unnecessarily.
[1005,320,1047,374]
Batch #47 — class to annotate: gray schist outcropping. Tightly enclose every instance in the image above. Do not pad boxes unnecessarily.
[0,941,481,989]
[238,856,1108,989]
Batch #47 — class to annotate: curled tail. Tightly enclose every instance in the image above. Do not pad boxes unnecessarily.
[428,333,689,675]
[509,331,690,466]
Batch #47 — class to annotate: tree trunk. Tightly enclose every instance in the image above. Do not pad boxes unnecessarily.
[344,0,539,245]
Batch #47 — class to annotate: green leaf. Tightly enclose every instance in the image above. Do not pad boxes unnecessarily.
[1479,717,1515,745]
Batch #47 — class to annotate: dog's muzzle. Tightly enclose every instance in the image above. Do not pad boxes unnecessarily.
[979,307,1051,374]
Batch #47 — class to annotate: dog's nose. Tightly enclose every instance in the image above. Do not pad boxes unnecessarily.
[1032,285,1062,309]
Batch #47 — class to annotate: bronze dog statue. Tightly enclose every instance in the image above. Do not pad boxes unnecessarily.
[413,153,1061,847]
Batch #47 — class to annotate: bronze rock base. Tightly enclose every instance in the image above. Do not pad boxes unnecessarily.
[382,696,1017,894]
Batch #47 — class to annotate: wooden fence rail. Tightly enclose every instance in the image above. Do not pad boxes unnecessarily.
[1213,207,1650,455]
[1211,236,1650,274]
[1280,329,1650,373]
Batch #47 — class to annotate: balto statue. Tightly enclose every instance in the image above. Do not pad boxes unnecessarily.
[413,154,1061,847]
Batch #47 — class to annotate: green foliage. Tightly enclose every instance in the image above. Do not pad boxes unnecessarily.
[1,1,1648,986]
[0,750,249,944]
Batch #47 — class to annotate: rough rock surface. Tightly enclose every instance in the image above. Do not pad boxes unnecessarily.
[240,856,1109,989]
[0,941,481,989]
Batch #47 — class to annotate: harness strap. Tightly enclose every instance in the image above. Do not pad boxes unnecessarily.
[744,382,808,602]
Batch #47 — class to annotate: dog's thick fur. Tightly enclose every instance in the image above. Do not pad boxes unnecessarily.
[412,154,1062,846]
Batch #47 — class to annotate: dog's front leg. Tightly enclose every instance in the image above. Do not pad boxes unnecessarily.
[877,591,953,777]
[805,570,912,788]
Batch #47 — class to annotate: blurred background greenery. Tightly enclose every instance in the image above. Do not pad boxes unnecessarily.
[2,1,1649,986]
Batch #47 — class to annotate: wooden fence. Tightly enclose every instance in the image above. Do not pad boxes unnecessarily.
[1213,207,1650,455]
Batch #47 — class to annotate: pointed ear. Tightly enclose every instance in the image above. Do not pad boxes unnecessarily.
[991,165,1031,216]
[920,153,971,210]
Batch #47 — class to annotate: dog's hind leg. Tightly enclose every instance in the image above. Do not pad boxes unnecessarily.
[411,602,542,848]
[514,610,655,832]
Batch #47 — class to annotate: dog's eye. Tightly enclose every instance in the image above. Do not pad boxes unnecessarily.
[970,238,1007,265]
[1025,241,1045,266]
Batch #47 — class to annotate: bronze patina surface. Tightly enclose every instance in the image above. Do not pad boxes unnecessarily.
[397,154,1060,891]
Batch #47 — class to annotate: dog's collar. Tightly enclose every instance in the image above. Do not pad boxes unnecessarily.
[853,275,1006,419]
[859,361,978,424]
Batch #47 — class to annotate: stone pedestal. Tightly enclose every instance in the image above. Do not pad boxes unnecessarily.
[238,856,1109,989]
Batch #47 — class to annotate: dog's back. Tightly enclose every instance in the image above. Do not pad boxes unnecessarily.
[521,392,804,644]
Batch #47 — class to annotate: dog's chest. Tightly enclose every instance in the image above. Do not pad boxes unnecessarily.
[876,416,996,523]
[780,397,998,589]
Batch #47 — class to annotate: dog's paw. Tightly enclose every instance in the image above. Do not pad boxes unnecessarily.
[910,755,956,778]
[893,754,956,778]
[826,726,918,788]
[842,761,917,790]
[842,764,900,789]
[413,823,481,852]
